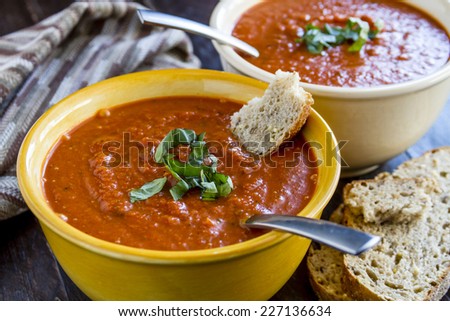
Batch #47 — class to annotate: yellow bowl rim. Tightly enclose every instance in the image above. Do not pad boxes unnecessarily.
[17,69,341,264]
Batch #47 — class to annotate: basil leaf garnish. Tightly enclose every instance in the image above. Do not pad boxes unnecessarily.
[297,17,383,54]
[129,177,167,203]
[189,140,207,165]
[169,179,190,201]
[214,173,234,197]
[154,128,196,163]
[347,18,370,52]
[164,154,203,178]
[131,129,233,203]
[197,132,206,142]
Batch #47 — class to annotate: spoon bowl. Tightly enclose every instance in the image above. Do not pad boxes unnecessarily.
[245,214,381,255]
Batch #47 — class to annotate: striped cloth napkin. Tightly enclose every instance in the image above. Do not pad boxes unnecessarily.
[0,1,200,220]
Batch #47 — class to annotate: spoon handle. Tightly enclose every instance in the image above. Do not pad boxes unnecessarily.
[136,10,259,58]
[245,215,381,255]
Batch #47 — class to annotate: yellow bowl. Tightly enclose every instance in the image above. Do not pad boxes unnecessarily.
[17,69,340,300]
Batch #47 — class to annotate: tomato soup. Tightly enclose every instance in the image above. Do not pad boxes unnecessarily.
[232,0,450,87]
[43,97,318,251]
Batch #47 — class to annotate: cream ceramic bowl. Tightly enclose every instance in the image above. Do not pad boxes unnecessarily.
[210,0,450,176]
[17,69,340,300]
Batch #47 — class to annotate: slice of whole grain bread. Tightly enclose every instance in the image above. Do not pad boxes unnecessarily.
[343,148,450,300]
[230,70,313,156]
[307,147,450,301]
[393,147,450,194]
[343,176,439,225]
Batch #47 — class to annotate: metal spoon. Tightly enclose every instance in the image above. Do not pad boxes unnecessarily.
[245,214,381,255]
[136,9,259,58]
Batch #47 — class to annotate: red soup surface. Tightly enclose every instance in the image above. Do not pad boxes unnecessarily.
[43,97,318,251]
[232,0,450,87]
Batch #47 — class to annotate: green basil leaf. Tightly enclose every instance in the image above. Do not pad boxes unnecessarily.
[200,169,208,182]
[200,192,217,201]
[169,179,190,201]
[163,154,183,180]
[324,24,342,40]
[197,132,206,142]
[317,33,337,45]
[129,177,167,203]
[174,128,196,144]
[342,25,359,41]
[199,169,216,186]
[135,129,233,203]
[154,128,197,163]
[347,17,369,51]
[189,140,207,165]
[182,163,203,177]
[207,154,218,173]
[185,177,202,189]
[348,36,367,52]
[213,173,233,187]
[201,181,218,194]
[305,24,319,31]
[212,173,233,197]
[200,179,219,200]
[164,153,204,178]
[298,17,382,54]
[217,182,233,197]
[154,131,173,163]
[369,19,384,39]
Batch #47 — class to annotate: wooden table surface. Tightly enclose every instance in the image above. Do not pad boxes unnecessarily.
[0,0,449,301]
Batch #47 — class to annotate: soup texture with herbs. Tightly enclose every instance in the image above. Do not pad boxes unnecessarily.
[43,96,318,251]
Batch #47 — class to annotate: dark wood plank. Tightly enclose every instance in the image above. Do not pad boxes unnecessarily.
[0,0,76,301]
[0,212,68,300]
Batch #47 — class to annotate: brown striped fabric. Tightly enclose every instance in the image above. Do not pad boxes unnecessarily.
[0,1,200,220]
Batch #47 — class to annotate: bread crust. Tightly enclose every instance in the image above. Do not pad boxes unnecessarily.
[282,100,311,150]
[307,246,348,300]
[426,266,450,300]
[341,260,385,300]
[307,206,352,301]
